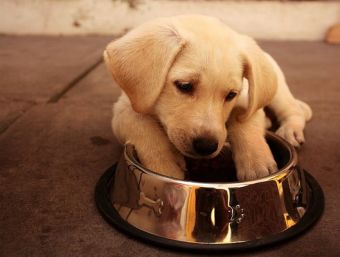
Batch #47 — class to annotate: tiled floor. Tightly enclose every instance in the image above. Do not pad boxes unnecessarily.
[0,36,339,257]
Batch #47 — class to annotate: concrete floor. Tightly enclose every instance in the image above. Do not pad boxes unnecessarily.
[0,36,339,257]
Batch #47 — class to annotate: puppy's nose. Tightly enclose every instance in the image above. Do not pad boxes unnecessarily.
[192,137,218,156]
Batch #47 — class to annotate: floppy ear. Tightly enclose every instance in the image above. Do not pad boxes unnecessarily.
[238,37,278,121]
[104,20,186,114]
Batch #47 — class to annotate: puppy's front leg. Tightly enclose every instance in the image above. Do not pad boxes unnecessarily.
[228,109,278,181]
[113,95,186,179]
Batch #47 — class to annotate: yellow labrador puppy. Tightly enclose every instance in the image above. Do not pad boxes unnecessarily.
[104,15,312,181]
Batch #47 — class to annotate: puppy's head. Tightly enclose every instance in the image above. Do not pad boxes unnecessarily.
[104,15,277,158]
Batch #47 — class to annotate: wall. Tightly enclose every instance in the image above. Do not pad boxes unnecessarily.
[1,0,339,40]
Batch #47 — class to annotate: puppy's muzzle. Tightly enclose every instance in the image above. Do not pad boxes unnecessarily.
[192,137,218,156]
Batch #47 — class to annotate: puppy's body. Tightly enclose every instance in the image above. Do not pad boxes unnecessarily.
[105,15,312,181]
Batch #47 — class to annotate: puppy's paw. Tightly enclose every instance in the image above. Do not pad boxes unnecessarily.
[136,145,186,180]
[234,143,278,182]
[145,159,186,179]
[276,116,305,148]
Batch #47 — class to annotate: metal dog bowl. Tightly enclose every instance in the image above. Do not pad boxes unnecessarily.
[95,132,324,251]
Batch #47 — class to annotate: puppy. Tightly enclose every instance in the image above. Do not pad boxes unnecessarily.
[104,15,312,181]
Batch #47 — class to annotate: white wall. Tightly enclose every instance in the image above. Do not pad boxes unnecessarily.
[1,0,339,40]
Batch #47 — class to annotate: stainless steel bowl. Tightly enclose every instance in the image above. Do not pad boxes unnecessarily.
[95,132,324,250]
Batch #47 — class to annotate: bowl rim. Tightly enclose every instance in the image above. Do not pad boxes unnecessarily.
[123,131,298,187]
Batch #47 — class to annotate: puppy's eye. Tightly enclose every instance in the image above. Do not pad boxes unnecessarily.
[225,91,237,101]
[174,80,193,93]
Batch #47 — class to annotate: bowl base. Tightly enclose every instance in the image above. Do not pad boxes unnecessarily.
[95,164,324,251]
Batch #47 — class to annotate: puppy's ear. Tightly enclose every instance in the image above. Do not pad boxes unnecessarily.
[104,20,186,113]
[239,37,277,120]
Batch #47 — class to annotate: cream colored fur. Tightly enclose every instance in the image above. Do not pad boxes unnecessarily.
[104,15,312,181]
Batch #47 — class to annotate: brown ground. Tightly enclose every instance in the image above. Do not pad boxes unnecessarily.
[0,36,339,257]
